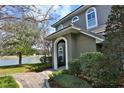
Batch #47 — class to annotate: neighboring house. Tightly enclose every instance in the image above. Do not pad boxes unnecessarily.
[46,5,112,70]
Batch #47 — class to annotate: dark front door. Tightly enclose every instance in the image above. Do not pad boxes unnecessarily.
[57,40,66,67]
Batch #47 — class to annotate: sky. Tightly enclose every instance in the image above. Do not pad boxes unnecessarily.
[0,5,80,33]
[51,5,80,21]
[1,6,23,18]
[49,5,80,33]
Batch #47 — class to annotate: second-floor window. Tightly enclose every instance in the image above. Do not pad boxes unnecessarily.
[86,7,98,29]
[58,24,63,30]
[71,16,79,23]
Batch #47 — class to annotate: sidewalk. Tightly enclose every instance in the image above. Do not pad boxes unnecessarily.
[12,70,53,88]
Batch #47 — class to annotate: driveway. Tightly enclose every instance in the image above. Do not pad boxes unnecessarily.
[12,70,52,88]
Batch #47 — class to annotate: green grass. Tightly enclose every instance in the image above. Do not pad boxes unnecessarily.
[0,76,19,88]
[52,74,92,88]
[0,64,38,75]
[0,63,52,75]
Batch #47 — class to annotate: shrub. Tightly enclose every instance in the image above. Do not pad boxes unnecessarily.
[39,56,52,63]
[52,70,70,76]
[101,6,124,87]
[80,52,103,77]
[95,60,122,87]
[69,59,82,77]
[80,52,103,86]
[79,52,122,87]
[52,70,64,76]
[50,74,91,88]
[28,63,52,72]
[0,76,19,88]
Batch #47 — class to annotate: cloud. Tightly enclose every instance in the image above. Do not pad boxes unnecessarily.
[1,6,22,18]
[52,5,72,20]
[50,5,80,24]
[1,5,80,33]
[49,5,80,33]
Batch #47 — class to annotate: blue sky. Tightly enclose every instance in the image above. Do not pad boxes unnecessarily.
[1,5,23,18]
[50,5,80,24]
[1,5,80,32]
[49,5,80,32]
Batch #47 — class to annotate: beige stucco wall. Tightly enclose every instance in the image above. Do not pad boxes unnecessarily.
[72,33,96,58]
[51,32,96,64]
[55,5,112,32]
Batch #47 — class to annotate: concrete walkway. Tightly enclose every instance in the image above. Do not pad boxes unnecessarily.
[12,70,53,88]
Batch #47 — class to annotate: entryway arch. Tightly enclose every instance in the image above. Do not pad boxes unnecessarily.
[54,37,68,70]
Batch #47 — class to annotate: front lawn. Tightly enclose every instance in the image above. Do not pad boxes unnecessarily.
[0,63,52,75]
[0,64,31,75]
[0,76,19,88]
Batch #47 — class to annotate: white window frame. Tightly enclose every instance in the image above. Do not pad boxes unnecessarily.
[85,7,98,29]
[58,24,63,30]
[71,16,79,23]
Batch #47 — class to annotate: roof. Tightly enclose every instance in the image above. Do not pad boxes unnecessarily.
[52,5,93,27]
[48,24,72,37]
[46,25,104,43]
[79,30,105,42]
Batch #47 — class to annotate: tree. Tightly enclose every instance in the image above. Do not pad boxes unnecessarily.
[35,21,52,58]
[1,20,39,64]
[0,5,54,23]
[0,5,54,64]
[102,5,124,86]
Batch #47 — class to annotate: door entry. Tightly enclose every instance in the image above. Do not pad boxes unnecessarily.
[57,40,65,67]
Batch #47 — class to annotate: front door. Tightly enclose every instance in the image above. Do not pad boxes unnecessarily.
[57,40,65,67]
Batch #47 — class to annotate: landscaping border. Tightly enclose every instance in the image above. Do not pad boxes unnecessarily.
[15,80,23,88]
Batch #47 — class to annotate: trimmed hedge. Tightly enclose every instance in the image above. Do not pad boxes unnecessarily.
[79,52,104,87]
[80,52,104,77]
[69,59,82,77]
[28,63,52,72]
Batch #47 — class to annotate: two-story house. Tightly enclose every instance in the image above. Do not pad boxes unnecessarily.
[46,5,112,70]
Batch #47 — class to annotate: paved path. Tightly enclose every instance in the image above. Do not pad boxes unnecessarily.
[12,70,53,88]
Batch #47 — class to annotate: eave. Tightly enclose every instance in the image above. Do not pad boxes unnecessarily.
[46,25,104,43]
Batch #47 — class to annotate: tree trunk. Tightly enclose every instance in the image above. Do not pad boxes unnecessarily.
[47,49,50,57]
[18,52,22,65]
[44,53,47,63]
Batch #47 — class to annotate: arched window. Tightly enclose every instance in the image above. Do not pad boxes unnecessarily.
[71,16,79,23]
[85,7,98,29]
[58,24,63,30]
